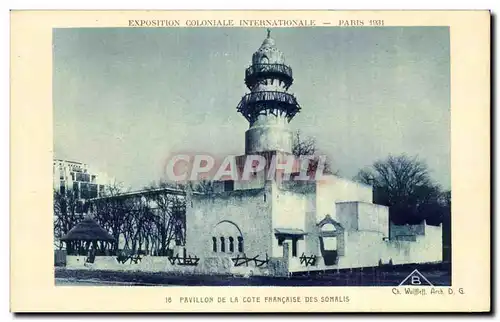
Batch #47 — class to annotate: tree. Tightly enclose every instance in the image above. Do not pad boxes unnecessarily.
[193,179,215,194]
[89,182,132,253]
[120,195,152,254]
[144,181,186,256]
[291,130,337,176]
[82,180,189,257]
[292,130,317,157]
[354,154,449,225]
[53,188,82,251]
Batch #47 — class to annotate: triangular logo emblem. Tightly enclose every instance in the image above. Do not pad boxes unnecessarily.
[399,269,434,286]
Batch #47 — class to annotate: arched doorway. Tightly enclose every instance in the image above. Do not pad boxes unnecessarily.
[317,215,345,266]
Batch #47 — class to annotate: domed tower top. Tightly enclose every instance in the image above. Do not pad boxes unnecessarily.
[244,29,294,90]
[251,29,285,66]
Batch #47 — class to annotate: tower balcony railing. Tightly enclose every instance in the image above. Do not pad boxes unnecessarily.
[245,64,294,88]
[237,90,301,122]
[238,90,299,108]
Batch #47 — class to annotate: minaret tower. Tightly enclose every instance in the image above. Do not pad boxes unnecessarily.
[237,29,301,155]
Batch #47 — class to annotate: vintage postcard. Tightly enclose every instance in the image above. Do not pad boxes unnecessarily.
[10,10,490,312]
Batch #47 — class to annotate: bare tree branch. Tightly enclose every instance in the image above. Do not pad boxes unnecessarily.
[353,154,448,225]
[291,130,337,176]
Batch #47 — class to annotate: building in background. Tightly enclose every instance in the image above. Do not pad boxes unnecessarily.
[53,159,114,250]
[53,159,112,200]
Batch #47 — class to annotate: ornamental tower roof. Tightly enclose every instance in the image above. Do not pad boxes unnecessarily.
[251,29,286,66]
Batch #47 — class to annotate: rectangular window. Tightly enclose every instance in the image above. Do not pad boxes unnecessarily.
[292,239,297,257]
[229,237,234,252]
[224,180,234,192]
[73,182,79,198]
[89,184,98,198]
[80,183,90,199]
[220,237,225,252]
[237,237,244,253]
[75,172,90,182]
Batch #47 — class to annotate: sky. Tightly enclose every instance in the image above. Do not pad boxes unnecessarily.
[53,27,450,190]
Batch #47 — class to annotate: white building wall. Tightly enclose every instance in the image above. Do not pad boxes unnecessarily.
[233,171,266,191]
[289,222,443,273]
[316,175,373,221]
[272,189,306,231]
[390,221,425,237]
[336,202,359,231]
[357,202,389,237]
[186,187,273,260]
[271,182,309,258]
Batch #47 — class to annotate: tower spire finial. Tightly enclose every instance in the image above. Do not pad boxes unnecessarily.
[267,28,271,38]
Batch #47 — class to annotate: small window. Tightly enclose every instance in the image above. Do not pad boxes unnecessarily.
[224,180,234,192]
[212,237,217,252]
[220,237,225,252]
[237,236,244,253]
[73,182,79,194]
[292,239,298,257]
[229,237,234,252]
[278,238,284,246]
